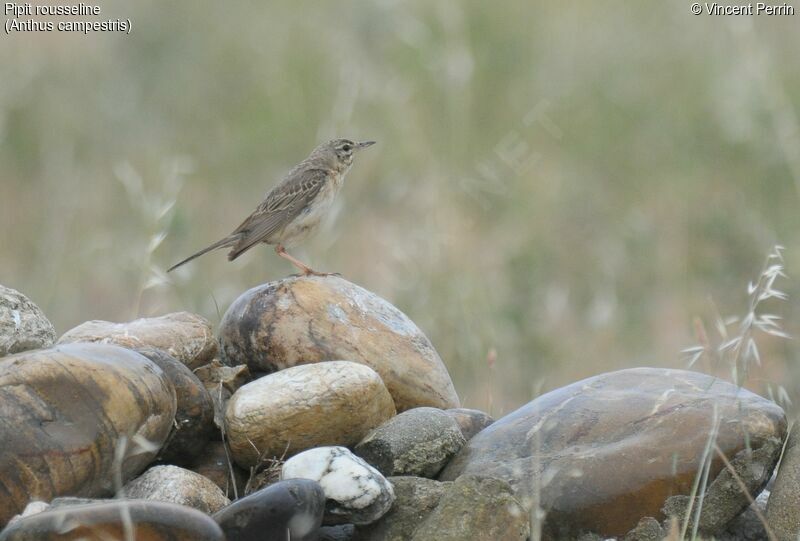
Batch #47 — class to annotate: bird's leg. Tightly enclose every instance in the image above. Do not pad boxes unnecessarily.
[274,244,333,276]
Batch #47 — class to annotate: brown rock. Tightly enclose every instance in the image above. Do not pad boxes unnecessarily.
[226,361,396,467]
[0,344,176,526]
[122,465,230,514]
[135,348,215,464]
[194,359,250,395]
[218,276,459,411]
[58,311,217,369]
[0,500,225,540]
[445,408,494,440]
[439,367,786,539]
[194,359,250,436]
[188,441,248,499]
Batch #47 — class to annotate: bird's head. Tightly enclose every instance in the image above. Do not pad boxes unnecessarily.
[314,138,376,170]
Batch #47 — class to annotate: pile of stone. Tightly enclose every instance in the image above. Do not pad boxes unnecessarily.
[0,278,796,540]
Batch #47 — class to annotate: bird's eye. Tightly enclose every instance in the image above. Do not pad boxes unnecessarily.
[342,144,352,152]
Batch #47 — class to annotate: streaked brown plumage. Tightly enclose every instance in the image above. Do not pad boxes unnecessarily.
[168,138,375,275]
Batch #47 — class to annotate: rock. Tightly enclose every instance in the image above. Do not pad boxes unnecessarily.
[282,446,395,525]
[354,476,448,541]
[194,359,250,396]
[135,348,215,464]
[194,359,250,436]
[320,524,356,541]
[226,361,395,467]
[0,285,56,356]
[212,478,325,541]
[445,408,494,440]
[623,517,664,541]
[122,465,230,514]
[58,311,216,369]
[439,367,786,540]
[410,475,529,541]
[355,407,466,478]
[0,500,225,540]
[661,435,780,536]
[6,502,49,527]
[48,497,110,507]
[766,428,800,540]
[218,276,459,411]
[188,441,248,499]
[717,489,770,541]
[0,343,176,526]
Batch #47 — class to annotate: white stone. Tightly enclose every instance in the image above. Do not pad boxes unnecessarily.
[282,446,394,525]
[7,501,49,525]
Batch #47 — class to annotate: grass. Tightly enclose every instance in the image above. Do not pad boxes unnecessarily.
[674,246,790,539]
[683,245,791,387]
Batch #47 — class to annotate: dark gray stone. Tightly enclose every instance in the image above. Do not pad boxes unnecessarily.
[662,437,781,537]
[355,407,465,478]
[623,517,664,541]
[767,428,800,540]
[354,477,448,541]
[213,479,325,541]
[319,524,355,541]
[0,500,225,540]
[717,490,770,541]
[410,475,529,541]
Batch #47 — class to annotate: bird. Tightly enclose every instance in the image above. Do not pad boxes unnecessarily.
[168,138,375,275]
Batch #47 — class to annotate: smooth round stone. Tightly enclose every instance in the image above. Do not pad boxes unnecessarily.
[355,407,466,478]
[0,285,56,356]
[445,408,495,440]
[0,344,176,526]
[0,500,225,540]
[439,367,787,539]
[123,465,230,514]
[225,361,396,467]
[218,276,460,411]
[282,446,395,525]
[213,478,325,541]
[136,348,215,464]
[58,311,217,369]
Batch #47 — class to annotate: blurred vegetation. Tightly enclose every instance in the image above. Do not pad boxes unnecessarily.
[2,1,799,416]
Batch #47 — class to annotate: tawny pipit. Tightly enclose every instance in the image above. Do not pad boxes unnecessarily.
[168,138,375,275]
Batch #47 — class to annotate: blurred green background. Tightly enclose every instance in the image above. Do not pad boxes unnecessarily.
[2,1,799,416]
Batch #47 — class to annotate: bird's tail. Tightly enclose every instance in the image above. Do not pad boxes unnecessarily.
[167,235,238,272]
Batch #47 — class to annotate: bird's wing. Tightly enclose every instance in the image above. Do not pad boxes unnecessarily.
[226,168,328,260]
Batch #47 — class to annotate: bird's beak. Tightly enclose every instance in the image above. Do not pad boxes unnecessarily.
[356,140,376,150]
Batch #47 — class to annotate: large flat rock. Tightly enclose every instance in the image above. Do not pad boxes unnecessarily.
[439,367,786,539]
